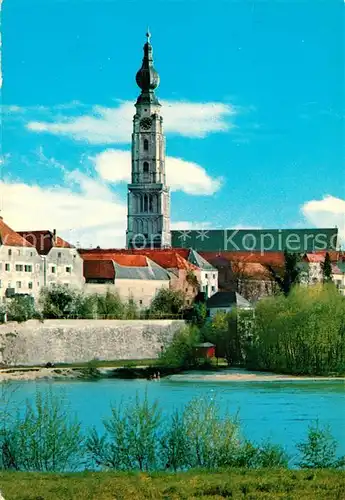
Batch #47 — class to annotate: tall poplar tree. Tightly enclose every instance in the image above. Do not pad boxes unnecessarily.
[321,252,333,283]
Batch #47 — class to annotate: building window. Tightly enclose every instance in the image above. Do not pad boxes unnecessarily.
[139,300,143,306]
[185,287,188,292]
[205,273,208,278]
[8,249,12,256]
[58,252,62,259]
[66,266,71,273]
[143,161,149,173]
[30,252,33,257]
[213,274,216,279]
[8,282,11,288]
[17,249,20,256]
[5,263,10,271]
[143,139,149,151]
[16,264,23,272]
[51,266,56,273]
[24,265,32,272]
[16,281,22,289]
[37,282,40,287]
[28,282,33,289]
[211,286,216,292]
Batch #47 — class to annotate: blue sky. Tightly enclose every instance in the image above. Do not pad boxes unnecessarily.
[2,0,344,247]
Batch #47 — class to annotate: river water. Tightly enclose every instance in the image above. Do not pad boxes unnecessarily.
[5,371,345,460]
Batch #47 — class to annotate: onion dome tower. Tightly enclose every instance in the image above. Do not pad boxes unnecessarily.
[126,32,171,249]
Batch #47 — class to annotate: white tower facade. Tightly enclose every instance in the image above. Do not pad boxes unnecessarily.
[126,32,171,249]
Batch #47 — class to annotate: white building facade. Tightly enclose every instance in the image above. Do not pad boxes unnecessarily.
[0,218,42,303]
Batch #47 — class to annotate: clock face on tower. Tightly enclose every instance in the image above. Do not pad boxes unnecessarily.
[140,117,152,130]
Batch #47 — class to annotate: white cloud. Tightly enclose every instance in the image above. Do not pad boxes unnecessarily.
[0,176,215,249]
[27,99,236,144]
[171,221,212,230]
[302,195,345,245]
[1,175,127,249]
[92,149,222,195]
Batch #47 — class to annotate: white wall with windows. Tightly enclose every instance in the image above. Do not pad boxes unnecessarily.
[0,245,42,302]
[43,247,84,289]
[199,270,218,298]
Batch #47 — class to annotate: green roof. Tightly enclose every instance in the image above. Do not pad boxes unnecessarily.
[206,292,252,309]
[188,248,216,271]
[335,261,345,273]
[171,228,338,253]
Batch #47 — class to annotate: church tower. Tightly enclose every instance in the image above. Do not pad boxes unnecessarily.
[126,31,171,249]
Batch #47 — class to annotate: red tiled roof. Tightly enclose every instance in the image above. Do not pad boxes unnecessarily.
[0,218,34,247]
[303,251,340,263]
[79,248,197,271]
[303,253,325,263]
[84,260,115,280]
[198,251,286,267]
[18,230,73,255]
[134,250,198,270]
[80,251,148,267]
[332,263,342,275]
[112,254,148,267]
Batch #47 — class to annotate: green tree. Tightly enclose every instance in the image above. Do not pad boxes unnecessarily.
[6,296,36,322]
[86,392,161,471]
[149,288,185,317]
[124,297,139,319]
[202,310,245,366]
[297,421,345,469]
[191,301,207,327]
[321,252,333,283]
[246,284,345,375]
[160,409,190,471]
[158,325,200,369]
[0,390,83,471]
[267,250,301,296]
[39,285,76,318]
[93,290,125,319]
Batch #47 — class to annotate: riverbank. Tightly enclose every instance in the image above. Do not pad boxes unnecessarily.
[1,469,344,499]
[168,369,345,382]
[1,364,344,382]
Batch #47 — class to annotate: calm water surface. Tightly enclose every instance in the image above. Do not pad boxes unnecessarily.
[6,372,345,458]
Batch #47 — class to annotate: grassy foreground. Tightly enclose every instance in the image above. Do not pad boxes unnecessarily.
[1,470,344,500]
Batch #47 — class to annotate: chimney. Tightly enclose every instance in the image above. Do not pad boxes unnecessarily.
[52,229,57,246]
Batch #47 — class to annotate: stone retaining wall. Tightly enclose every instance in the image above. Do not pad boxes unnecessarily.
[0,319,184,366]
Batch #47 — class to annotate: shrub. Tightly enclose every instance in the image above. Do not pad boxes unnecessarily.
[246,284,345,375]
[0,389,84,471]
[296,421,345,469]
[92,290,125,319]
[39,285,78,318]
[86,392,161,471]
[6,296,36,323]
[158,325,200,369]
[149,288,185,317]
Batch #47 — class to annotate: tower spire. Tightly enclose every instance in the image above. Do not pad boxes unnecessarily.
[135,31,160,104]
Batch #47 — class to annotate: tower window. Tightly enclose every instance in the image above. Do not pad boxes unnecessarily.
[143,161,149,173]
[143,139,149,151]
